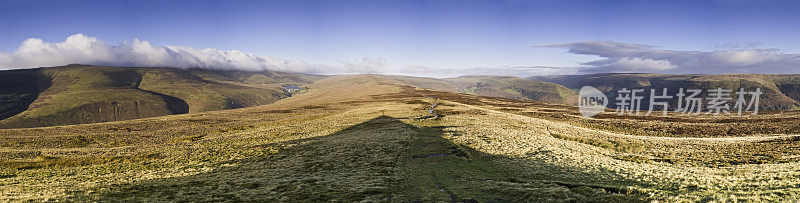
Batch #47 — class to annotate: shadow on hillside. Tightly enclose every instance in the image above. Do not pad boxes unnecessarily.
[0,69,52,122]
[136,88,190,114]
[134,73,190,114]
[72,116,643,202]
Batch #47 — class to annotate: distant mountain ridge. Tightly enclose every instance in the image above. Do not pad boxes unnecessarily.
[0,65,323,128]
[0,65,590,129]
[528,73,800,111]
[384,75,577,105]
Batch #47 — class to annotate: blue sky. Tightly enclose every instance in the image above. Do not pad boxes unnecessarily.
[1,0,800,76]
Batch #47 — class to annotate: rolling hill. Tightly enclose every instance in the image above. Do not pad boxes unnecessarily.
[0,65,323,128]
[528,73,800,111]
[0,66,576,128]
[385,75,577,105]
[3,74,800,201]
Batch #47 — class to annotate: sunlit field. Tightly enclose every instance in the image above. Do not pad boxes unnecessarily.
[2,75,799,201]
[4,1,800,201]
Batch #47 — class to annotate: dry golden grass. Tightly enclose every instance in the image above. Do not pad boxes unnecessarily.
[1,74,799,201]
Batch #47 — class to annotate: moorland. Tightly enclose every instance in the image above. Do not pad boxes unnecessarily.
[1,66,799,201]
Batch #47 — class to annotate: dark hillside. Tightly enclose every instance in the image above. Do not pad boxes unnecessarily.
[0,65,321,128]
[0,69,49,121]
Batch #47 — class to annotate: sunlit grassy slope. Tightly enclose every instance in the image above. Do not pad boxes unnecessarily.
[386,75,577,105]
[0,66,572,128]
[0,65,322,128]
[2,74,800,201]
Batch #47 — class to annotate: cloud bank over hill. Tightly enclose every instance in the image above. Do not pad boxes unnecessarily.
[0,34,577,77]
[535,41,800,74]
[2,34,799,77]
[0,34,323,73]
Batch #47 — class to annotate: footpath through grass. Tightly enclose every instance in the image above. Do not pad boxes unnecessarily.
[67,116,637,201]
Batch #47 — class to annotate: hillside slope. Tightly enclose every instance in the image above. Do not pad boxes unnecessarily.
[0,65,322,128]
[528,73,800,110]
[385,75,577,105]
[3,75,800,201]
[0,69,46,121]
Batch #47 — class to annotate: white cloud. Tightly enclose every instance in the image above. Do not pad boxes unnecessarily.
[604,57,678,72]
[5,35,797,77]
[0,33,322,73]
[708,49,783,66]
[535,41,800,74]
[0,34,481,76]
